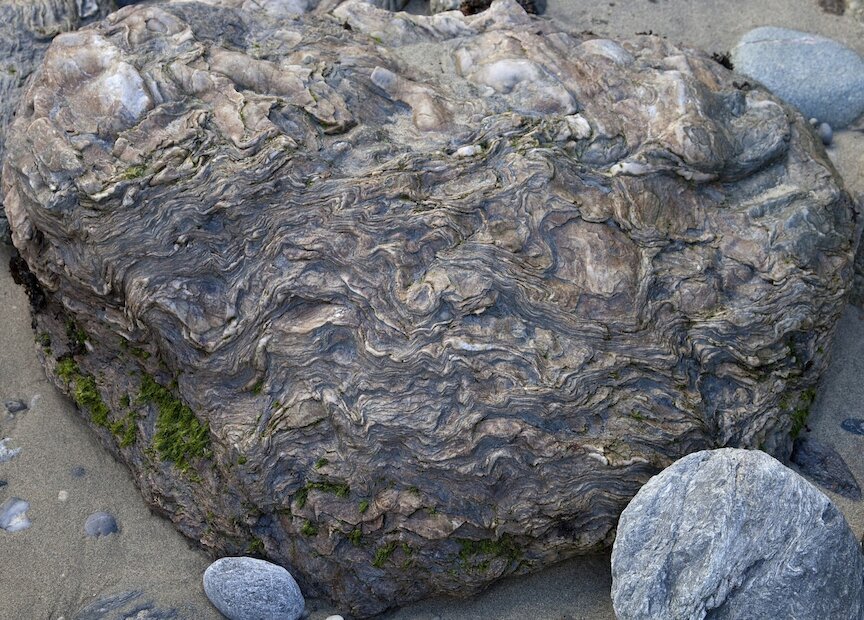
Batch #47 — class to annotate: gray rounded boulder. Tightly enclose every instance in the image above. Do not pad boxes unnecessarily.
[611,448,864,620]
[203,557,305,620]
[731,27,864,128]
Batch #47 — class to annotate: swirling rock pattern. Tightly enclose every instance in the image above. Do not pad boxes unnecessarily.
[2,0,859,615]
[0,0,118,241]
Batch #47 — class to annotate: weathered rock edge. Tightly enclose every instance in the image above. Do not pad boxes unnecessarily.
[2,0,860,615]
[611,448,864,619]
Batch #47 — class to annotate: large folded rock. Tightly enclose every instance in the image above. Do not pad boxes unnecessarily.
[611,448,864,620]
[0,0,119,242]
[2,0,859,615]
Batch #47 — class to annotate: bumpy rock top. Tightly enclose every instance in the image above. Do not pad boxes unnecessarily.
[0,0,118,239]
[2,0,859,615]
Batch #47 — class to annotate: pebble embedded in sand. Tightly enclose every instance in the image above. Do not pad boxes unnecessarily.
[0,438,21,463]
[84,511,118,537]
[4,399,27,414]
[203,557,305,620]
[0,497,31,532]
[817,122,833,145]
[58,490,69,502]
[841,418,864,435]
[731,27,864,128]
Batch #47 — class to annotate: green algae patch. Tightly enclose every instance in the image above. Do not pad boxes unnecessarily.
[457,535,522,572]
[247,537,265,555]
[36,332,51,348]
[65,319,88,354]
[57,358,110,428]
[309,480,350,498]
[348,528,362,546]
[789,387,817,439]
[295,479,351,509]
[120,164,147,180]
[372,541,397,568]
[74,373,110,427]
[110,411,138,447]
[139,374,211,471]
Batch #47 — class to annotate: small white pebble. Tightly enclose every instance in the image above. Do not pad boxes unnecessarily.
[58,490,69,502]
[325,616,345,620]
[455,145,479,157]
[565,114,592,140]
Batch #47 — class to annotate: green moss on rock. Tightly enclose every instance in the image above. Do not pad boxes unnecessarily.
[790,387,817,439]
[372,541,397,568]
[457,534,522,571]
[56,358,110,428]
[139,374,211,471]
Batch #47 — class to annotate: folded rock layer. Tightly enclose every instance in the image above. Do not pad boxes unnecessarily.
[2,0,859,614]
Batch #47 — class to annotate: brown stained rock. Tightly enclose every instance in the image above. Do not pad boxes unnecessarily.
[1,0,859,615]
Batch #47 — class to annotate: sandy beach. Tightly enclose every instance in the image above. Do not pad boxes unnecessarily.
[2,1,864,619]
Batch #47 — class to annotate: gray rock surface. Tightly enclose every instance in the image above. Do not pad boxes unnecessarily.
[791,435,862,500]
[1,0,859,615]
[203,557,304,620]
[611,448,864,620]
[731,26,864,128]
[0,0,118,242]
[84,511,119,537]
[0,496,30,532]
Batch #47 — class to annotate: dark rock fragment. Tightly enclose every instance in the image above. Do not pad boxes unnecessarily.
[791,436,862,500]
[4,399,27,414]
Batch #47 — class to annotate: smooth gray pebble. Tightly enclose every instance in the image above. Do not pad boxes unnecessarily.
[85,511,119,537]
[818,122,833,145]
